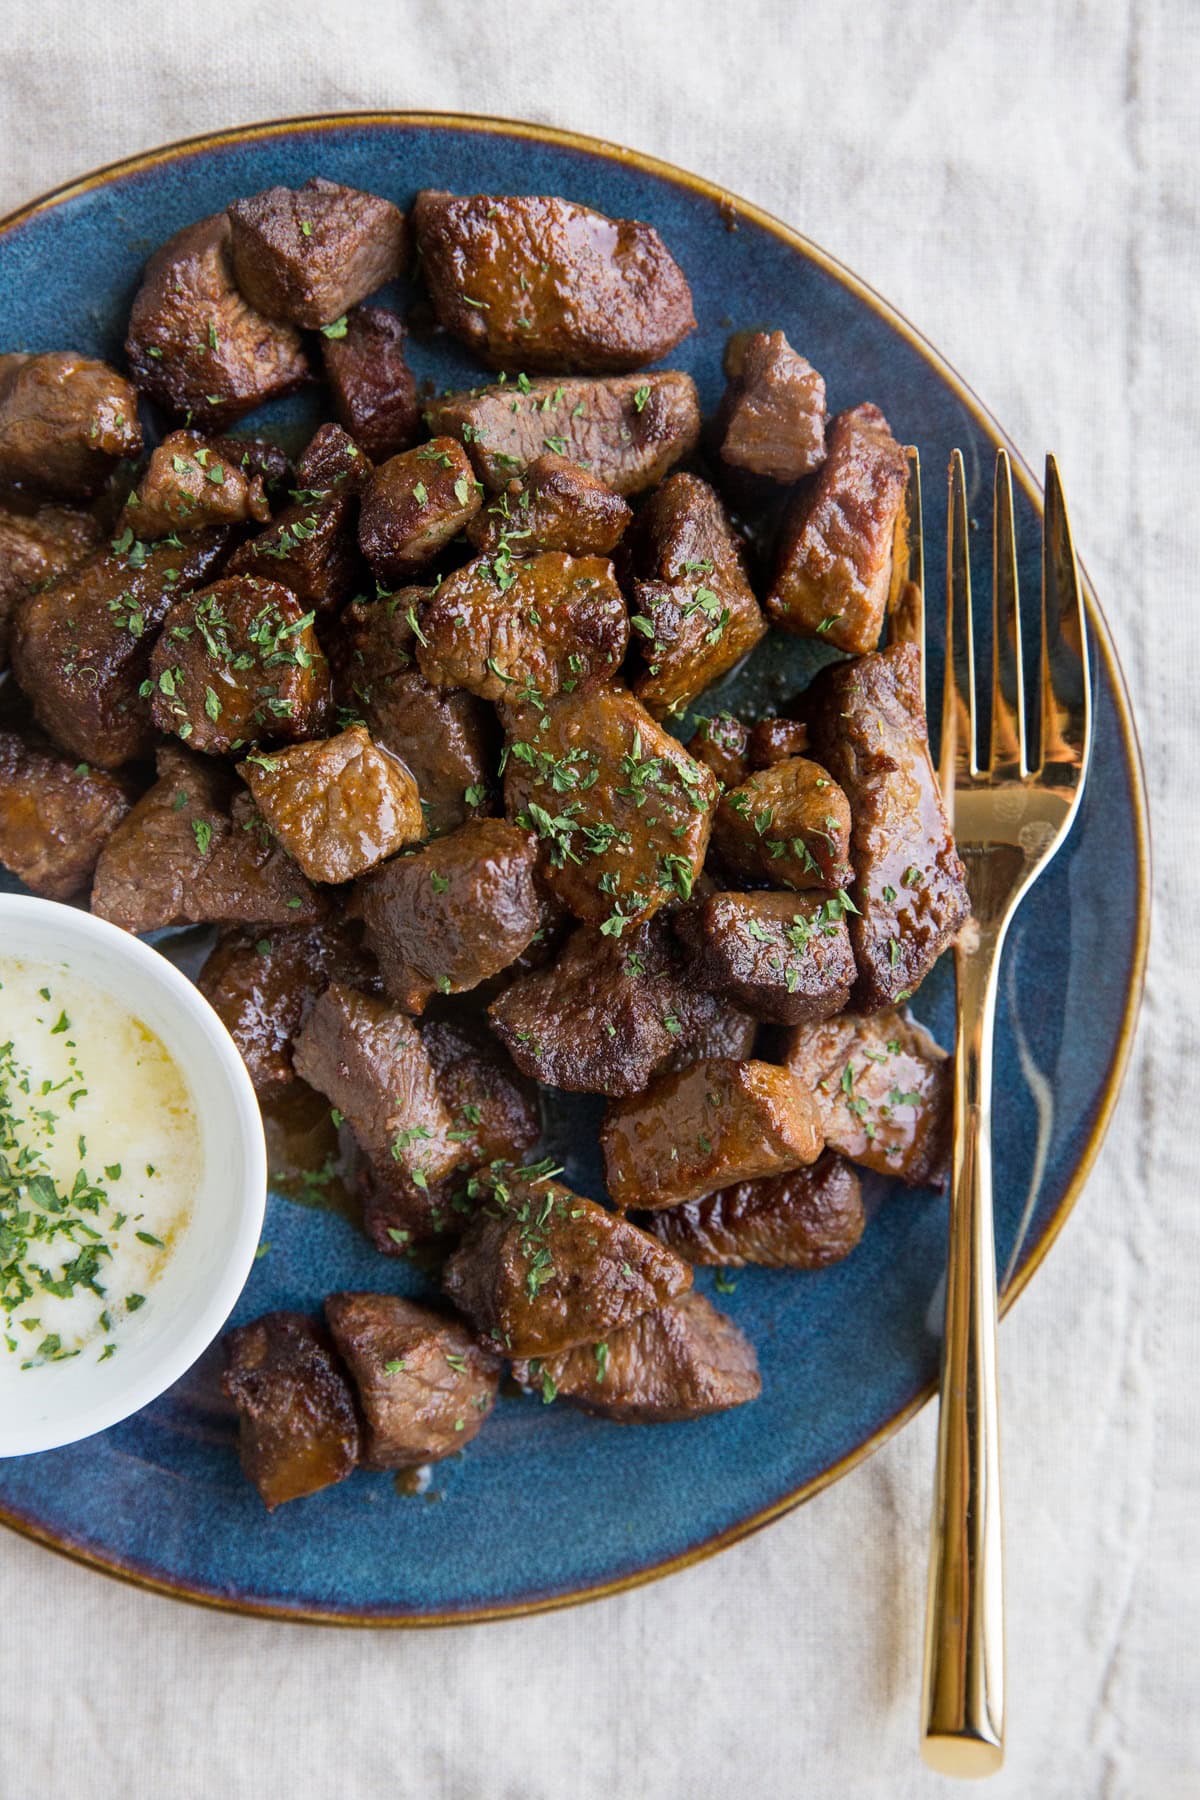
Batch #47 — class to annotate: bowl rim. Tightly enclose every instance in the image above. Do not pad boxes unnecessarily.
[0,107,1151,1623]
[0,893,268,1455]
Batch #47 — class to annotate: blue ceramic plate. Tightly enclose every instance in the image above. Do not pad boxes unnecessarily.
[0,113,1148,1624]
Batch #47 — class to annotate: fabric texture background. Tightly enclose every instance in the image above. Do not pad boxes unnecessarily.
[0,3,1194,1796]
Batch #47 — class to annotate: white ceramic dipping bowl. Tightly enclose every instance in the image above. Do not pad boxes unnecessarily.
[0,893,266,1455]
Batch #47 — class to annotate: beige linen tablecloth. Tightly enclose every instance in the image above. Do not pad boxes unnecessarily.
[1,4,1194,1795]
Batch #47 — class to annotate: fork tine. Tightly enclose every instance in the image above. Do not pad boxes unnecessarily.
[990,449,1027,778]
[887,445,926,713]
[1034,456,1092,788]
[940,448,978,796]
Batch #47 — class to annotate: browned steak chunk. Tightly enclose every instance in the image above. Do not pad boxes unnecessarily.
[665,990,758,1070]
[0,501,102,669]
[426,372,700,496]
[125,214,309,429]
[358,818,540,1013]
[805,644,969,1008]
[718,330,827,482]
[782,1006,951,1186]
[416,551,627,703]
[208,434,293,494]
[222,1311,359,1510]
[293,422,371,494]
[441,1173,692,1358]
[642,1151,863,1269]
[123,431,270,537]
[766,402,907,653]
[11,529,231,768]
[513,1291,760,1420]
[674,890,855,1026]
[413,190,694,372]
[239,725,424,885]
[713,756,853,891]
[466,454,631,558]
[324,1293,499,1468]
[602,1057,822,1211]
[197,922,376,1095]
[0,730,132,899]
[502,684,717,929]
[747,715,809,769]
[150,577,331,754]
[226,489,358,614]
[358,439,480,583]
[686,711,750,792]
[0,352,140,501]
[321,305,419,460]
[229,178,407,328]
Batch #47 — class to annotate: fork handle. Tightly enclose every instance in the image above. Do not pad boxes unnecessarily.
[921,932,1006,1777]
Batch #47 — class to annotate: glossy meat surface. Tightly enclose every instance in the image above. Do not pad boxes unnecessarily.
[466,454,631,558]
[643,1151,864,1269]
[719,329,826,482]
[0,730,132,899]
[747,715,809,769]
[0,500,102,670]
[228,177,407,328]
[124,431,270,537]
[674,890,856,1025]
[239,725,424,884]
[686,711,750,792]
[0,352,140,498]
[322,305,419,460]
[358,438,480,583]
[222,1311,359,1510]
[712,756,853,891]
[227,487,358,614]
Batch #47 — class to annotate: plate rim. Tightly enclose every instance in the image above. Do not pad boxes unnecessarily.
[0,107,1152,1628]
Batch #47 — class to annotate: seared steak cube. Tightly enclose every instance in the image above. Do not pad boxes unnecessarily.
[122,430,270,537]
[747,715,809,769]
[227,488,358,614]
[767,403,908,654]
[665,989,758,1070]
[426,372,700,496]
[642,1151,863,1269]
[441,1173,692,1358]
[805,644,969,1008]
[229,178,407,329]
[208,434,294,494]
[713,757,853,891]
[674,891,855,1025]
[625,473,766,717]
[686,711,750,792]
[413,190,694,372]
[0,352,140,499]
[222,1311,359,1510]
[416,551,627,703]
[466,454,631,558]
[293,421,371,494]
[11,529,231,768]
[239,725,424,885]
[357,818,540,1012]
[503,685,718,928]
[602,1057,822,1211]
[512,1291,760,1421]
[358,439,480,584]
[149,576,331,754]
[718,330,827,482]
[0,730,132,899]
[125,213,309,429]
[324,1293,499,1468]
[322,305,418,460]
[782,1006,951,1186]
[0,501,102,669]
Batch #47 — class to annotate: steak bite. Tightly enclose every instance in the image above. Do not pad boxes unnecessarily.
[747,715,809,769]
[805,644,970,1008]
[0,352,140,500]
[226,486,359,614]
[293,421,371,495]
[643,1151,864,1269]
[413,190,695,372]
[11,529,231,768]
[466,454,631,558]
[718,330,827,483]
[766,402,908,654]
[512,1291,760,1422]
[122,430,270,537]
[125,213,309,429]
[324,1293,499,1468]
[0,730,132,900]
[0,501,102,669]
[358,438,480,584]
[197,922,376,1095]
[674,891,855,1026]
[502,685,718,929]
[229,178,407,329]
[417,551,627,703]
[441,1172,692,1358]
[149,577,331,754]
[321,304,419,460]
[208,433,294,494]
[782,1006,951,1187]
[357,819,540,1013]
[222,1311,359,1510]
[686,711,750,792]
[712,757,853,891]
[426,372,700,496]
[602,1057,822,1211]
[239,725,424,885]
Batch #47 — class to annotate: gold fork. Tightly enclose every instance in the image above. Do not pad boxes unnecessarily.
[892,447,1092,1775]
